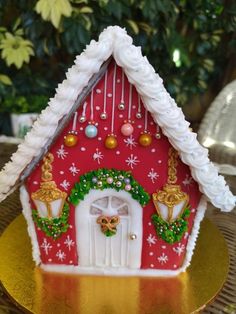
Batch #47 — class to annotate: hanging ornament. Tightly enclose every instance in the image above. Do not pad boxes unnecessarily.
[121,83,134,136]
[105,62,118,149]
[136,95,142,119]
[139,132,152,147]
[100,70,108,120]
[155,125,161,139]
[105,134,118,149]
[64,112,78,147]
[79,102,87,123]
[151,148,190,244]
[85,88,98,139]
[118,69,125,110]
[138,109,152,147]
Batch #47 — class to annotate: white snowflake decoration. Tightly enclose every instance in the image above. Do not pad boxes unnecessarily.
[56,145,68,160]
[124,135,137,150]
[69,163,80,176]
[125,154,140,169]
[146,233,157,247]
[40,238,52,255]
[56,249,66,261]
[60,179,70,191]
[93,148,104,164]
[64,235,75,251]
[182,174,193,188]
[148,168,159,183]
[173,243,185,256]
[157,253,168,265]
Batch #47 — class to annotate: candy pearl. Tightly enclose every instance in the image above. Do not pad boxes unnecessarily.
[100,112,107,120]
[116,181,122,187]
[85,125,98,138]
[139,133,152,147]
[107,177,113,184]
[155,133,161,139]
[129,233,137,240]
[136,112,142,119]
[79,116,86,123]
[64,134,78,147]
[125,184,131,191]
[118,102,125,110]
[97,181,103,187]
[118,175,124,180]
[105,135,118,149]
[92,177,98,183]
[124,178,130,184]
[121,123,134,136]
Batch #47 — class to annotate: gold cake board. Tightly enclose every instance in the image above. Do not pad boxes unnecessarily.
[0,215,229,314]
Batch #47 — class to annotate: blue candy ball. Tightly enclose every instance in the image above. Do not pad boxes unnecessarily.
[124,178,130,184]
[85,125,98,138]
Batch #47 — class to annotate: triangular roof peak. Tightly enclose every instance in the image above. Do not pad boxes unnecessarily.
[0,26,235,211]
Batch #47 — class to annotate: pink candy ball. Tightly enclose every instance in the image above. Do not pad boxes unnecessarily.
[107,177,113,184]
[125,184,131,191]
[121,123,134,136]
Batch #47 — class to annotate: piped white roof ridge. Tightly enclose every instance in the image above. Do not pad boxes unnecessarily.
[0,26,235,211]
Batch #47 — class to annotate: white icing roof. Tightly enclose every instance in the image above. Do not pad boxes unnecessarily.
[0,26,235,211]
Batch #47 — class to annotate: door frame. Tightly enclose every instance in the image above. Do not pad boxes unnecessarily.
[75,188,143,270]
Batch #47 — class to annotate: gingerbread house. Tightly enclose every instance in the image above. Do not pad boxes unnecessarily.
[0,26,235,276]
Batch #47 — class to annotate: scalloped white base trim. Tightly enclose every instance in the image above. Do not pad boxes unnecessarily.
[40,196,207,276]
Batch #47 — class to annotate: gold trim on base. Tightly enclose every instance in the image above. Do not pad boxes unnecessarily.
[0,215,229,314]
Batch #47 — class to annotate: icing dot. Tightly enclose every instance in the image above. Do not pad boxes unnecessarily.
[96,89,101,94]
[150,264,154,268]
[48,259,52,262]
[69,225,73,229]
[162,246,166,249]
[150,121,154,125]
[33,181,38,185]
[148,222,152,226]
[149,252,154,256]
[96,106,100,110]
[37,228,41,231]
[158,160,162,164]
[132,105,136,109]
[80,127,83,131]
[116,151,120,155]
[117,79,120,83]
[119,114,124,118]
[173,264,177,268]
[98,137,102,141]
[191,208,196,213]
[104,127,108,131]
[81,147,86,151]
[138,125,142,129]
[151,149,156,153]
[57,243,60,247]
[107,93,112,97]
[60,171,64,175]
[69,260,73,264]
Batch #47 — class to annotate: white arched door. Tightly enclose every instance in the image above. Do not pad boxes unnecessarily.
[75,188,143,270]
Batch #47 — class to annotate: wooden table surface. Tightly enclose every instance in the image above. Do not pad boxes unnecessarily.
[0,142,236,314]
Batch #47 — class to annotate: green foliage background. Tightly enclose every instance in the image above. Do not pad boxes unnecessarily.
[0,0,235,113]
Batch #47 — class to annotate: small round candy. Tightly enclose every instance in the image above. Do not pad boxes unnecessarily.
[116,181,122,187]
[124,178,130,184]
[118,102,125,110]
[79,115,86,123]
[105,135,118,149]
[125,184,131,191]
[64,134,78,147]
[85,124,98,138]
[136,112,142,119]
[107,177,113,184]
[100,112,108,120]
[138,133,152,147]
[92,177,98,183]
[155,133,161,139]
[121,123,134,136]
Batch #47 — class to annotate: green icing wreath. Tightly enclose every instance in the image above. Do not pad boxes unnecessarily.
[151,205,191,244]
[32,202,70,240]
[69,168,150,207]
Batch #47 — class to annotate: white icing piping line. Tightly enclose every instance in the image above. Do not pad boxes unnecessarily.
[111,62,117,134]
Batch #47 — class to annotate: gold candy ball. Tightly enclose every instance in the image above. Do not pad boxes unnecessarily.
[64,134,78,147]
[139,133,152,147]
[105,135,118,149]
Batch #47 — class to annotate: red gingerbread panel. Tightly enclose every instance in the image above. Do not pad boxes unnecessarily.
[26,60,201,270]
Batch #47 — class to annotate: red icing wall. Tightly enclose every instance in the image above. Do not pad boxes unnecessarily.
[26,60,201,270]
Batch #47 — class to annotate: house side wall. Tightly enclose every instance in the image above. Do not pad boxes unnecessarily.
[25,61,202,270]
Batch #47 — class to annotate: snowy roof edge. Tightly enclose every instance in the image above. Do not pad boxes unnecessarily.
[0,26,235,211]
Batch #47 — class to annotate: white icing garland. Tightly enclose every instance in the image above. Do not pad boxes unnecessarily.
[0,25,235,211]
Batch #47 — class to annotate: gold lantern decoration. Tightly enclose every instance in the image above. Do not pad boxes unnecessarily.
[152,148,189,223]
[31,153,67,219]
